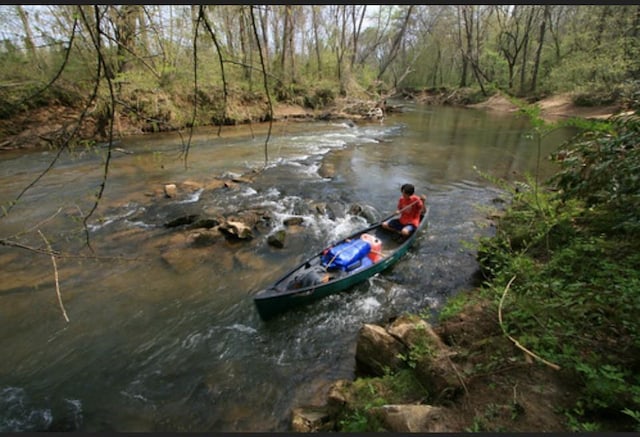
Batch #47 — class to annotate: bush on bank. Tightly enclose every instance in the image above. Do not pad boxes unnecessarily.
[471,113,640,431]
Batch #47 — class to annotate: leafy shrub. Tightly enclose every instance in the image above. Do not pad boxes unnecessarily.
[303,87,336,109]
[475,114,640,430]
[551,114,640,235]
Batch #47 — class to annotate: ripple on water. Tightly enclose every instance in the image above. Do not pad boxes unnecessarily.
[0,386,83,431]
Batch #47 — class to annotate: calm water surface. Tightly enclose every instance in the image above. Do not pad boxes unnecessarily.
[0,102,575,431]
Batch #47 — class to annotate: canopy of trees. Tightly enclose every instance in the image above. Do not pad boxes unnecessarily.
[1,4,638,118]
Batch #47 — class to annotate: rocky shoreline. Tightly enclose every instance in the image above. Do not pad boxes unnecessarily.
[291,306,574,432]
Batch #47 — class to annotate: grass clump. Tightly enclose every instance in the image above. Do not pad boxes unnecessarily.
[337,369,428,432]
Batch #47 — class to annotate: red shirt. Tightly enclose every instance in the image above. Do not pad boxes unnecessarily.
[398,194,423,228]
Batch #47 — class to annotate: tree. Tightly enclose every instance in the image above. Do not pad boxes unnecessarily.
[376,5,414,81]
[530,5,549,93]
[495,5,537,93]
[456,5,492,94]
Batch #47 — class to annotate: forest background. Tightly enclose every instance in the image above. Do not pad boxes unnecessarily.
[1,4,639,151]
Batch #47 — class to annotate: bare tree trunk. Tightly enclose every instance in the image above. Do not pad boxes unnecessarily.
[458,6,487,94]
[16,5,39,67]
[631,5,640,77]
[594,5,610,48]
[457,6,469,87]
[530,6,548,93]
[546,6,563,62]
[432,42,441,88]
[280,5,291,80]
[259,5,270,67]
[111,5,140,75]
[288,6,296,82]
[350,5,367,70]
[238,7,252,82]
[334,5,348,92]
[249,5,273,167]
[312,6,322,79]
[136,7,152,68]
[377,5,414,80]
[519,7,535,95]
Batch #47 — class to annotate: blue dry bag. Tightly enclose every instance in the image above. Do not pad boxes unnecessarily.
[322,239,371,271]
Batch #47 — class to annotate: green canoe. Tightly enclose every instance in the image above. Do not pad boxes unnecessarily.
[253,207,429,320]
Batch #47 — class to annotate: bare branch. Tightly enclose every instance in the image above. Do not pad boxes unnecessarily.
[38,230,69,323]
[178,6,201,169]
[78,6,116,252]
[250,5,274,168]
[498,275,561,371]
[200,6,229,137]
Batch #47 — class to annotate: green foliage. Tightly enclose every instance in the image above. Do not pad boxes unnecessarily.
[397,335,436,369]
[464,402,523,432]
[303,85,336,109]
[551,114,640,235]
[336,369,428,432]
[475,115,640,431]
[439,292,475,322]
[622,408,640,432]
[339,410,377,432]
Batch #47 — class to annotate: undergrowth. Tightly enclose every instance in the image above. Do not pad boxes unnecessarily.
[337,369,428,432]
[474,112,640,431]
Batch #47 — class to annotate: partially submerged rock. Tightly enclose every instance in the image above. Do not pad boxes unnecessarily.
[267,229,286,248]
[164,183,177,198]
[219,220,254,240]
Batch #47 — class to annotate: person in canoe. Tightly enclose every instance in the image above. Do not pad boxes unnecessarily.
[382,183,426,239]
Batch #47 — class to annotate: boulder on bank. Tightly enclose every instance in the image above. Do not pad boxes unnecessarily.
[355,324,406,376]
[291,406,333,432]
[304,316,467,432]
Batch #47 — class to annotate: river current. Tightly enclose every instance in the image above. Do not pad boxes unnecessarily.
[0,102,574,431]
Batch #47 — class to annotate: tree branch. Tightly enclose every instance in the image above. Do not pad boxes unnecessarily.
[498,275,561,371]
[38,230,69,322]
[250,5,274,168]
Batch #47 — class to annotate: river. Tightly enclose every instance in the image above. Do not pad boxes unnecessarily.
[0,101,574,431]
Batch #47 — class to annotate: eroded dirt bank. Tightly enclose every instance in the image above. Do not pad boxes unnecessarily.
[0,91,624,152]
[466,92,621,122]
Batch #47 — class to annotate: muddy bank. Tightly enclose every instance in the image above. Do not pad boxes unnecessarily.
[467,92,621,122]
[0,96,388,151]
[0,87,623,152]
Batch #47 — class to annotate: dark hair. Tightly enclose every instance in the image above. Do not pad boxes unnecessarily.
[401,183,415,195]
